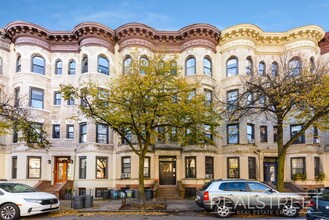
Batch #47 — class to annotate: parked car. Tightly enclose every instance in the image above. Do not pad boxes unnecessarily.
[0,182,59,220]
[195,179,304,218]
[306,187,329,220]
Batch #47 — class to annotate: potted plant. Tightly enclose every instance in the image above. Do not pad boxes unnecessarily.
[292,173,306,181]
[315,172,326,182]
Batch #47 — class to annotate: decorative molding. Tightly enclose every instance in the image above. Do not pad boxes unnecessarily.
[221,24,325,47]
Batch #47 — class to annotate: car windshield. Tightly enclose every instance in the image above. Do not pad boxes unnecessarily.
[0,183,37,193]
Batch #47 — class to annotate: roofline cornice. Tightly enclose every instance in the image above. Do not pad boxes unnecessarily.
[220,24,325,46]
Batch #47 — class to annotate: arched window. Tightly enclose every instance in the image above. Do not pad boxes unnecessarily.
[16,55,21,72]
[170,60,177,75]
[140,56,149,75]
[203,57,212,76]
[68,60,76,75]
[55,59,62,75]
[0,57,2,75]
[289,57,301,76]
[227,57,238,77]
[81,55,88,73]
[32,55,45,75]
[98,56,109,75]
[310,57,315,73]
[123,55,132,74]
[185,57,196,76]
[258,61,265,76]
[271,62,278,77]
[246,57,253,75]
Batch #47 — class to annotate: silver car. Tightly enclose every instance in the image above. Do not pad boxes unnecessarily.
[195,179,304,218]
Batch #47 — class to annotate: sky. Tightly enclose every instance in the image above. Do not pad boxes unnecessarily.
[1,0,329,32]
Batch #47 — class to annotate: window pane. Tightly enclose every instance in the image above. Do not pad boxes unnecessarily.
[186,57,196,76]
[31,89,43,109]
[204,58,212,76]
[98,56,109,75]
[96,157,107,178]
[32,56,45,74]
[227,124,239,144]
[69,61,76,75]
[79,157,86,179]
[28,157,41,178]
[228,158,239,178]
[227,58,238,76]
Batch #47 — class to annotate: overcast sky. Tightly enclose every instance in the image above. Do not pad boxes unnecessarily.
[1,0,329,32]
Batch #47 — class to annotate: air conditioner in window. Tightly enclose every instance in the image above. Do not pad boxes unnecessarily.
[121,173,131,179]
[205,174,213,179]
[314,138,320,143]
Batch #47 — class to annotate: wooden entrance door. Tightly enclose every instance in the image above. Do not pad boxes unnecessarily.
[54,157,70,183]
[159,157,176,185]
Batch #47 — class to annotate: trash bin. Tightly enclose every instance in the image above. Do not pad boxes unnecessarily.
[126,189,133,198]
[83,195,93,208]
[145,189,153,200]
[120,191,126,199]
[102,190,109,199]
[71,196,84,209]
[133,189,139,199]
[111,189,119,199]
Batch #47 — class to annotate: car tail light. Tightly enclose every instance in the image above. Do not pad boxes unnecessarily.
[307,199,316,207]
[203,191,209,201]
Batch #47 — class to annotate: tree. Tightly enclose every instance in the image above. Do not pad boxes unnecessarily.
[0,91,49,148]
[227,54,329,191]
[60,52,221,200]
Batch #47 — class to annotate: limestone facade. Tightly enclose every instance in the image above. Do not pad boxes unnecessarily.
[0,21,329,195]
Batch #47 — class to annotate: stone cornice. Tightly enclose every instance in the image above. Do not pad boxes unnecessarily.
[4,21,116,53]
[220,24,325,47]
[319,32,329,54]
[115,22,220,52]
[3,21,220,53]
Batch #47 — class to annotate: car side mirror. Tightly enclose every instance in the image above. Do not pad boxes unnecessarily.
[0,191,3,195]
[266,188,275,193]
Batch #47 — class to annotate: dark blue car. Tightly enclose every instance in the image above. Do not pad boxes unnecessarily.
[306,187,329,220]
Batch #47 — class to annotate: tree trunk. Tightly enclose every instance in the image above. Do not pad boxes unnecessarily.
[276,152,286,192]
[276,119,285,192]
[138,153,145,202]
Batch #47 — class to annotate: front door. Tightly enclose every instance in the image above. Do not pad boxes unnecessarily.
[54,157,70,183]
[159,157,176,185]
[264,162,277,183]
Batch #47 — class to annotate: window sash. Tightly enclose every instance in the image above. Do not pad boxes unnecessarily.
[27,157,41,179]
[79,156,87,179]
[185,157,196,178]
[68,61,76,75]
[227,124,239,144]
[30,88,44,109]
[144,157,150,178]
[291,157,305,176]
[66,125,74,139]
[79,123,87,143]
[205,156,214,176]
[12,157,17,179]
[54,92,61,105]
[52,125,60,139]
[260,126,268,142]
[227,157,239,178]
[96,124,108,144]
[96,157,108,179]
[122,157,131,174]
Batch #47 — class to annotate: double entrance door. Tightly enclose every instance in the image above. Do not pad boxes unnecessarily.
[159,156,176,185]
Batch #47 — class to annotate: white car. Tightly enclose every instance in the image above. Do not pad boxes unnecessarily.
[0,182,60,220]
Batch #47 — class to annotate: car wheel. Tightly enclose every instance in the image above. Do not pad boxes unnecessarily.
[213,202,232,218]
[0,203,20,220]
[281,203,299,218]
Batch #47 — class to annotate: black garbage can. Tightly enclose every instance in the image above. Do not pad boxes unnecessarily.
[71,196,84,209]
[83,195,93,208]
[133,189,139,199]
[102,190,109,199]
[145,189,153,200]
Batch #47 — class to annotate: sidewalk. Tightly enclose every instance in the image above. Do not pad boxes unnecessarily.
[60,198,203,213]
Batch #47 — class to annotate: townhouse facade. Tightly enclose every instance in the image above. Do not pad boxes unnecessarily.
[0,21,329,197]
